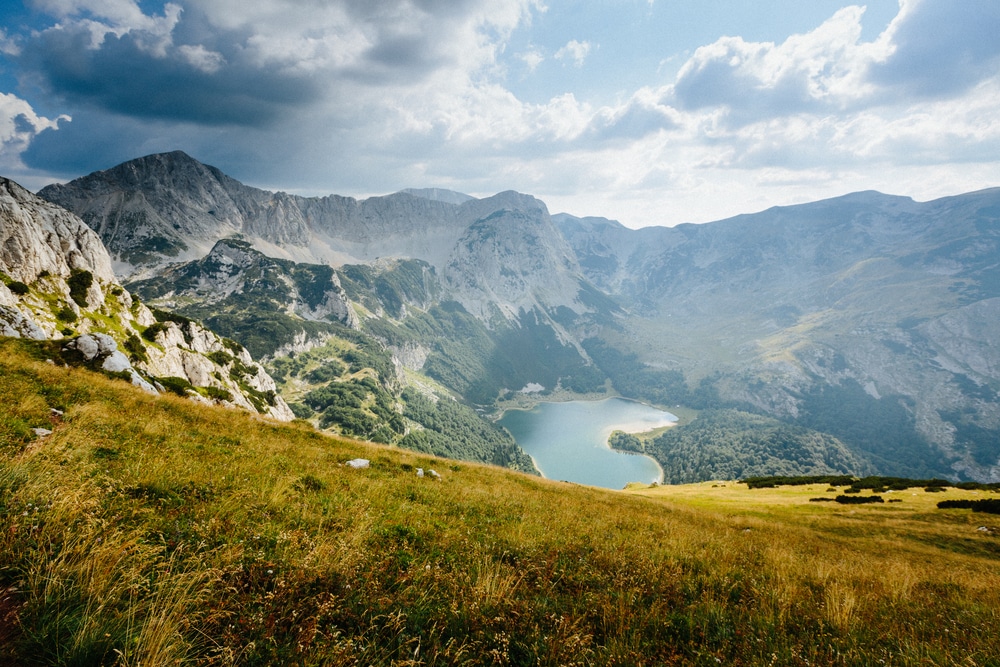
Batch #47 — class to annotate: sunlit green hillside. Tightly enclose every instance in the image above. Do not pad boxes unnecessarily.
[2,338,999,665]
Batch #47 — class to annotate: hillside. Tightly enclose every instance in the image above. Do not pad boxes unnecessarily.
[2,339,999,665]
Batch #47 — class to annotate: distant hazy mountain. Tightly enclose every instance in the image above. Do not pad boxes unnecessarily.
[39,152,603,333]
[557,189,1000,480]
[35,151,1000,482]
[401,188,475,205]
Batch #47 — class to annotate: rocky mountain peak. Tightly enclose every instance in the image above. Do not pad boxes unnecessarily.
[37,153,594,328]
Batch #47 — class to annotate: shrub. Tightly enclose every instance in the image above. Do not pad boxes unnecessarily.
[67,269,93,307]
[834,495,884,505]
[157,376,194,396]
[207,350,235,367]
[7,281,29,296]
[142,322,168,342]
[201,386,233,402]
[123,333,148,363]
[289,402,314,419]
[938,499,1000,514]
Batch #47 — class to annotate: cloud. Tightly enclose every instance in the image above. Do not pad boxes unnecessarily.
[555,40,591,67]
[176,44,225,74]
[870,0,1000,98]
[3,0,999,229]
[517,48,545,72]
[584,88,678,142]
[668,1,1000,124]
[15,0,545,128]
[670,6,879,121]
[0,92,70,175]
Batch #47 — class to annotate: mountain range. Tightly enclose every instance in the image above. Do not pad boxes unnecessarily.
[3,150,997,482]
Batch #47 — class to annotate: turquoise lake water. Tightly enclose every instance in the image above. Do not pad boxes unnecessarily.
[498,398,677,489]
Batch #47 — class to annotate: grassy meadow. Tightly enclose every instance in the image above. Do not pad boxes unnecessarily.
[1,337,999,665]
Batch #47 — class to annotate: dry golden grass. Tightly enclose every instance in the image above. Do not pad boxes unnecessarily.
[2,338,1000,665]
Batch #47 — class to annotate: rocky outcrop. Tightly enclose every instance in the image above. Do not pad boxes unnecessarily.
[1,177,116,286]
[128,237,358,329]
[63,332,157,393]
[0,176,293,421]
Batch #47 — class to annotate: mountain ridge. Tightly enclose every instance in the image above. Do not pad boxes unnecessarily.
[32,151,1000,481]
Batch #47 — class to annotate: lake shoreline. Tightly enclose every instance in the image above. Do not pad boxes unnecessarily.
[498,397,676,489]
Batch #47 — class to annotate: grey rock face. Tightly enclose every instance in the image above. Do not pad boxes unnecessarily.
[1,177,116,285]
[1,175,292,420]
[443,206,587,322]
[64,332,118,361]
[0,305,47,340]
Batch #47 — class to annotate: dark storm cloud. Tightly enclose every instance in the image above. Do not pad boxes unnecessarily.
[21,109,180,175]
[19,16,321,127]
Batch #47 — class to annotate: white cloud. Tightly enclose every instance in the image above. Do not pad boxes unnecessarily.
[670,6,887,119]
[518,48,545,72]
[554,39,591,67]
[0,92,70,168]
[32,0,183,53]
[6,0,999,228]
[176,44,225,74]
[0,28,20,57]
[869,0,1000,98]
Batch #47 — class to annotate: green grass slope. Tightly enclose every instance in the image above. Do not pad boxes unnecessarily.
[2,337,999,665]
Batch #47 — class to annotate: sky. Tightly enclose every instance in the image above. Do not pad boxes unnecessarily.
[1,0,998,228]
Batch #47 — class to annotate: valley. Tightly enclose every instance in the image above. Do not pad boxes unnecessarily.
[3,151,999,484]
[3,152,1000,664]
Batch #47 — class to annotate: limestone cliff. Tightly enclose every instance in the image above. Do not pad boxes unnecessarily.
[0,177,293,421]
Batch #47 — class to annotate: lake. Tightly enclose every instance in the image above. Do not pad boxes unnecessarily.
[498,398,677,489]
